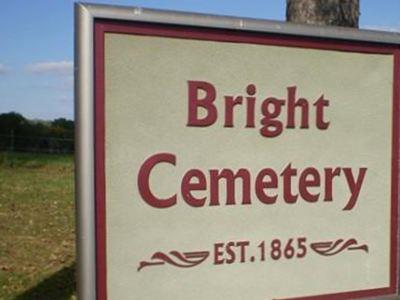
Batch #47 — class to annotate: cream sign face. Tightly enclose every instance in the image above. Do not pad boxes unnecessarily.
[77,10,400,300]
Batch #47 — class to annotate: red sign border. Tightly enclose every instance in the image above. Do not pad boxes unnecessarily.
[93,19,400,300]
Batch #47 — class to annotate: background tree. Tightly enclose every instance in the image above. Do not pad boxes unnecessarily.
[286,0,359,28]
[0,112,74,153]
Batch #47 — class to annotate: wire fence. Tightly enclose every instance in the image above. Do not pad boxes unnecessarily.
[0,133,74,154]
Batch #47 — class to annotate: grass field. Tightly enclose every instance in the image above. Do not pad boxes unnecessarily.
[0,152,76,300]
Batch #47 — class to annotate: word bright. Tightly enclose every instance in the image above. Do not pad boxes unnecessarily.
[187,80,330,138]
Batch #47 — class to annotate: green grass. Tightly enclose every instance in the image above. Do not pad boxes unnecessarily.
[0,152,76,300]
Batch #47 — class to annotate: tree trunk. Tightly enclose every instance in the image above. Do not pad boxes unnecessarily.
[286,0,359,28]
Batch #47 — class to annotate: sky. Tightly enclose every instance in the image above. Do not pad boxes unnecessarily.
[0,0,399,120]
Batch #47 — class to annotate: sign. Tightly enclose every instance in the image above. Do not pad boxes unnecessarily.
[75,3,400,300]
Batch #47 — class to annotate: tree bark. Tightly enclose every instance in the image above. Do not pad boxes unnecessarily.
[286,0,359,28]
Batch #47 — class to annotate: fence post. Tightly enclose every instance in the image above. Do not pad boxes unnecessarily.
[10,130,14,153]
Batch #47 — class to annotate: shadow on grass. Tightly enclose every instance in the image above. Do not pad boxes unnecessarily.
[15,262,76,300]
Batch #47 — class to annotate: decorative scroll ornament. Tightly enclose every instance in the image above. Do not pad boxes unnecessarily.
[138,250,210,271]
[310,238,368,256]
